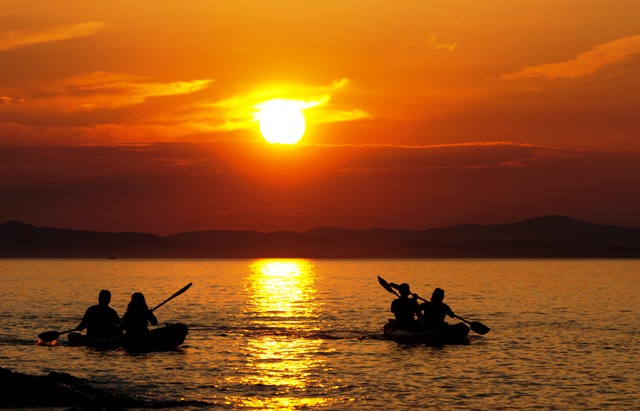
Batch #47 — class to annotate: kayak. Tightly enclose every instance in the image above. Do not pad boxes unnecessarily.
[124,323,188,353]
[67,332,121,349]
[68,323,188,353]
[382,319,470,345]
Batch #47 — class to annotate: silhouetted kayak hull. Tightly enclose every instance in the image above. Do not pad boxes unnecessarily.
[382,320,470,345]
[124,323,188,353]
[68,323,188,352]
[67,333,121,349]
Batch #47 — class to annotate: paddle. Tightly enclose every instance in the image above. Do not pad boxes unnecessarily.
[377,276,399,297]
[454,315,491,335]
[37,329,76,344]
[37,283,193,344]
[377,276,490,335]
[150,282,192,312]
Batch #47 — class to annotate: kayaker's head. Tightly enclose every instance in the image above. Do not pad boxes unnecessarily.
[399,283,411,297]
[431,287,445,302]
[98,290,111,306]
[128,292,149,311]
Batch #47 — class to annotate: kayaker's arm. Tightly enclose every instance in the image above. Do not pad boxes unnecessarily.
[413,295,424,321]
[148,310,158,326]
[416,301,427,321]
[445,303,456,318]
[75,308,90,331]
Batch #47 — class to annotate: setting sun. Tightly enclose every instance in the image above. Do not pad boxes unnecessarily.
[255,99,306,144]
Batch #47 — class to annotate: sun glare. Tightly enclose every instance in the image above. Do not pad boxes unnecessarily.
[255,99,306,144]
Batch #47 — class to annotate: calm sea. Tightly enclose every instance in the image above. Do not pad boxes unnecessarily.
[0,259,638,410]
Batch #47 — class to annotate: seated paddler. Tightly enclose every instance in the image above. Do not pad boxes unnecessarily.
[75,289,121,339]
[420,287,456,329]
[121,292,158,337]
[390,283,420,330]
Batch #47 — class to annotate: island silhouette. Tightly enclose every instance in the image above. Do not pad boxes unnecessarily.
[1,215,639,258]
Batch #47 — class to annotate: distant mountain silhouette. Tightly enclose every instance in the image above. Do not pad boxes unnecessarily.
[0,221,207,258]
[1,216,639,258]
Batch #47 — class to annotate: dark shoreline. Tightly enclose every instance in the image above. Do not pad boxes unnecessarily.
[0,367,205,409]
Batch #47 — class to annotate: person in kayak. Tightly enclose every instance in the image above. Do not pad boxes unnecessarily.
[75,290,121,339]
[420,287,456,329]
[390,283,420,329]
[121,292,158,336]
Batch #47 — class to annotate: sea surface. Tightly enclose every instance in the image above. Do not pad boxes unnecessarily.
[1,259,638,410]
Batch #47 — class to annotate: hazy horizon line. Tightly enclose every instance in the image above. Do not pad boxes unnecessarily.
[3,214,637,237]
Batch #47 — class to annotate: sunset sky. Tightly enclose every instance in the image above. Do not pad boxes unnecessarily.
[2,1,640,235]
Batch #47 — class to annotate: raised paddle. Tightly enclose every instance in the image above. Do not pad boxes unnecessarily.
[377,276,490,335]
[150,282,192,312]
[37,282,193,344]
[377,276,399,297]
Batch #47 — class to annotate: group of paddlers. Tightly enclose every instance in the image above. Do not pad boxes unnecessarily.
[390,283,455,330]
[75,290,158,339]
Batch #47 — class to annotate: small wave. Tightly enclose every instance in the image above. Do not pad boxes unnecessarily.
[188,323,383,341]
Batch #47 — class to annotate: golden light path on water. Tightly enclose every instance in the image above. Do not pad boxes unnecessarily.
[226,259,329,410]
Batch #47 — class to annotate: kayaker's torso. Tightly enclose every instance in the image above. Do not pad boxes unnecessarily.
[391,296,419,329]
[122,308,157,336]
[81,304,121,338]
[420,301,454,329]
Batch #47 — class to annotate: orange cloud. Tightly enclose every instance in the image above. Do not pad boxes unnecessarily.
[0,72,214,144]
[0,72,213,115]
[502,34,640,80]
[30,72,213,110]
[310,141,580,173]
[406,35,457,52]
[0,21,107,51]
[1,72,212,108]
[204,78,370,132]
[429,36,457,51]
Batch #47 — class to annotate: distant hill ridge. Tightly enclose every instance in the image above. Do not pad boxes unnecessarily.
[1,216,639,258]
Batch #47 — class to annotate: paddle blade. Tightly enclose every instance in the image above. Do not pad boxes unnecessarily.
[469,321,490,335]
[172,282,192,299]
[38,331,61,343]
[377,276,395,294]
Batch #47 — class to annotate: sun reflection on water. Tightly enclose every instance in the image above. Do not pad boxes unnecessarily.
[225,259,330,409]
[244,259,320,330]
